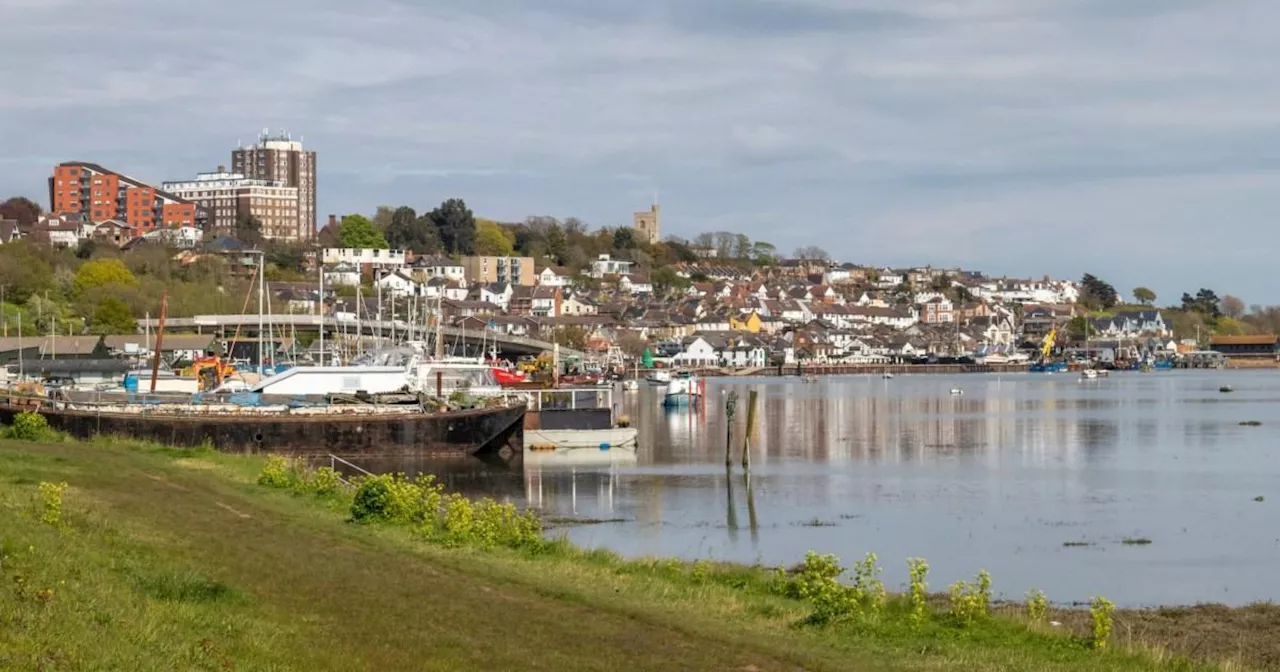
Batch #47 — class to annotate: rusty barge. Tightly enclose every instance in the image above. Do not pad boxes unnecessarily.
[0,390,525,460]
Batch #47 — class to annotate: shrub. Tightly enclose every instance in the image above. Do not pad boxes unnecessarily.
[308,467,342,496]
[795,552,857,624]
[948,570,992,626]
[1026,588,1048,623]
[38,481,68,526]
[906,557,929,625]
[1090,596,1115,649]
[350,475,395,522]
[256,456,294,489]
[690,559,712,584]
[11,411,51,441]
[851,553,886,616]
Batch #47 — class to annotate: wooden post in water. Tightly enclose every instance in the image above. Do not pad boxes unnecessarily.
[149,292,168,393]
[724,390,738,468]
[742,389,758,470]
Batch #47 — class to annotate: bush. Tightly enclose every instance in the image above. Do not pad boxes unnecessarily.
[948,570,992,627]
[11,411,51,441]
[350,475,395,523]
[1026,589,1048,623]
[906,557,929,625]
[256,456,294,489]
[795,552,857,624]
[38,481,68,526]
[308,467,342,496]
[1090,596,1115,649]
[851,553,886,617]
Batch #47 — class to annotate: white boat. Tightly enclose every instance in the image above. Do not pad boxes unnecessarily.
[646,370,672,384]
[882,372,894,379]
[662,372,701,408]
[1080,369,1099,380]
[620,379,639,391]
[949,387,964,396]
[525,426,639,451]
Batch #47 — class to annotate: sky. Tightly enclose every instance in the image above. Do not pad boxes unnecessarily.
[2,0,1278,304]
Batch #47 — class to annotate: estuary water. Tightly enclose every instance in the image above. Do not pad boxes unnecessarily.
[371,371,1280,607]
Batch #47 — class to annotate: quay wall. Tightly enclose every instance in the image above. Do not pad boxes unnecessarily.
[0,398,525,459]
[694,363,1033,377]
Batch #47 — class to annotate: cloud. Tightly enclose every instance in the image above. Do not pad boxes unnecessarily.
[2,0,1279,301]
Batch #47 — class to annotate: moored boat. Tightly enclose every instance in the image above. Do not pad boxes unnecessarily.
[662,372,702,408]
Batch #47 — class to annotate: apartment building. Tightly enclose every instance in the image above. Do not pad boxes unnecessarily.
[162,167,301,241]
[49,162,197,238]
[232,130,316,242]
[462,255,535,286]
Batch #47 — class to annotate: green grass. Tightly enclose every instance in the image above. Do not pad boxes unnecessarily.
[0,437,1261,671]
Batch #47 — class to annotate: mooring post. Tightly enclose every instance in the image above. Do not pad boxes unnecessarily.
[724,390,738,468]
[742,389,758,470]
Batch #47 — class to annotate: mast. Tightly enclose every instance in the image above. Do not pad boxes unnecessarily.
[149,292,168,393]
[17,312,23,380]
[376,271,384,355]
[434,292,444,360]
[356,285,363,359]
[318,250,325,366]
[257,251,265,374]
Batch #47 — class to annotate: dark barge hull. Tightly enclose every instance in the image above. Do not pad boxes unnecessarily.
[0,399,525,459]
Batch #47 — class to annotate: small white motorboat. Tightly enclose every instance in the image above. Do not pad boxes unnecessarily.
[620,379,639,391]
[646,370,672,385]
[662,372,701,408]
[1080,369,1099,380]
[882,373,894,379]
[949,387,964,396]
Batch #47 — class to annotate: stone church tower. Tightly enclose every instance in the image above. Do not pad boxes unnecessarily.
[632,204,660,245]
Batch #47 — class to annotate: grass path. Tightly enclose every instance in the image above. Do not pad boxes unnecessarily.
[0,438,1260,671]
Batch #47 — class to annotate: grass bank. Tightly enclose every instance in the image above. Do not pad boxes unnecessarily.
[0,433,1273,671]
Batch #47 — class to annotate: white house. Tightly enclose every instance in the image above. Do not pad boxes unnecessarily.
[410,255,465,283]
[324,262,361,287]
[530,285,558,317]
[375,270,420,297]
[716,338,768,368]
[874,269,905,289]
[847,306,917,329]
[619,273,653,295]
[479,283,512,312]
[671,336,718,367]
[537,266,573,287]
[144,226,202,249]
[588,254,633,279]
[560,295,597,316]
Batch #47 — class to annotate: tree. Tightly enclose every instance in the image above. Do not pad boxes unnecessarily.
[74,239,96,260]
[474,219,515,256]
[372,205,395,232]
[1220,294,1245,319]
[613,227,637,251]
[73,258,138,295]
[1133,287,1157,306]
[748,241,778,265]
[651,266,690,296]
[0,196,42,228]
[428,199,477,255]
[545,223,568,264]
[1180,288,1221,317]
[794,246,830,261]
[234,214,263,247]
[1079,273,1119,310]
[88,296,136,334]
[1067,315,1096,341]
[385,206,440,253]
[732,234,752,260]
[338,214,389,249]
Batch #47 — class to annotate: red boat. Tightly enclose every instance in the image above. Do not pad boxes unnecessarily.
[491,367,527,386]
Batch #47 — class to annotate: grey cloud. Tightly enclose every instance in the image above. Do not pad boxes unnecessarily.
[3,0,1280,300]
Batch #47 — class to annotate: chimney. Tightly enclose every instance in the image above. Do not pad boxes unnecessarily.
[328,214,338,228]
[216,164,226,173]
[554,287,563,318]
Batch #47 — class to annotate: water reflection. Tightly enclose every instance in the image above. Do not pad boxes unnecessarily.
[352,371,1280,607]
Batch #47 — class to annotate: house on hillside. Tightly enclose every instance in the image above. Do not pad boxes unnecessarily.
[537,265,573,287]
[374,271,419,297]
[670,336,718,367]
[920,296,955,324]
[477,283,513,312]
[409,256,465,283]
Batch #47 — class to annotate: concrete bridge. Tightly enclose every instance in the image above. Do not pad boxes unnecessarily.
[136,314,585,359]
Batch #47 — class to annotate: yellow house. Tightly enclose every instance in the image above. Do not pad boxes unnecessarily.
[729,311,762,334]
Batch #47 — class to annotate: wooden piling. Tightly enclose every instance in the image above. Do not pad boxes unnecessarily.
[724,391,738,468]
[742,389,758,470]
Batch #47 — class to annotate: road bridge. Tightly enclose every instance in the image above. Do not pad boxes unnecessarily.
[135,314,584,359]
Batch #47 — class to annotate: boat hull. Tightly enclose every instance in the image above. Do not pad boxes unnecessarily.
[0,397,526,459]
[662,393,702,408]
[525,427,638,450]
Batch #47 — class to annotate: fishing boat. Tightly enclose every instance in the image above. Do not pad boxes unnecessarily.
[662,371,701,408]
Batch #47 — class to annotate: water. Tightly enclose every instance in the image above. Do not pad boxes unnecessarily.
[364,371,1280,607]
